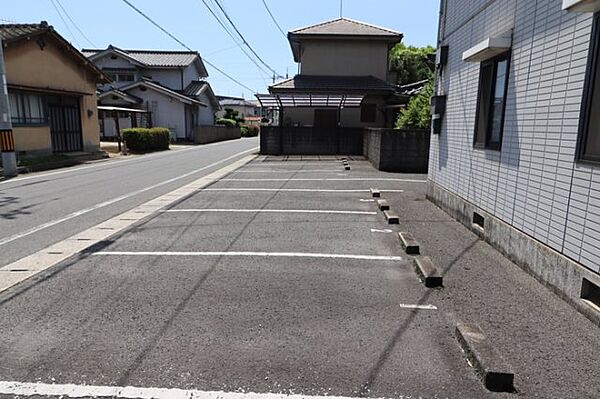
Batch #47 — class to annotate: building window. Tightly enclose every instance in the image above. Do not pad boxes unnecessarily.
[474,53,510,150]
[105,71,135,82]
[578,13,600,162]
[8,92,46,125]
[361,103,377,123]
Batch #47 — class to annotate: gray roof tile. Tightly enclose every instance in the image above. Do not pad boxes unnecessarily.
[290,18,401,37]
[0,22,50,42]
[82,47,199,68]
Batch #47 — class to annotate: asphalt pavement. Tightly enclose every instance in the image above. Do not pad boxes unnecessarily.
[0,137,259,267]
[0,155,597,399]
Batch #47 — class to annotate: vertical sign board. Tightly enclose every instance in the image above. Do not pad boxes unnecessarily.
[0,41,17,176]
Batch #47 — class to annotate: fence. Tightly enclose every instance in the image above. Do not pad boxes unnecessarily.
[194,125,241,145]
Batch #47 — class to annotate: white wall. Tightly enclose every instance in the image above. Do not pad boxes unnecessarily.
[430,0,600,274]
[128,86,187,139]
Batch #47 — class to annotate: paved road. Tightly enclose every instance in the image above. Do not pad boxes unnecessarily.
[0,138,258,267]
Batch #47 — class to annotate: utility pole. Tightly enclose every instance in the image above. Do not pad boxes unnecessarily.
[340,0,343,17]
[0,41,17,178]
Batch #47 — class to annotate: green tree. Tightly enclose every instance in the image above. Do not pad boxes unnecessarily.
[389,43,436,86]
[223,108,245,125]
[395,81,433,130]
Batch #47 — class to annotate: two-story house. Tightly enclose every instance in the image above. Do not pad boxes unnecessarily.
[259,18,403,128]
[82,46,220,141]
[429,0,600,322]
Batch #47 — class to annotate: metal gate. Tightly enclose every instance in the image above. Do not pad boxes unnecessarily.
[48,96,83,153]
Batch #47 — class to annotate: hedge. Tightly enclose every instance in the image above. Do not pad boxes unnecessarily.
[122,127,170,152]
[215,118,237,127]
[241,124,259,137]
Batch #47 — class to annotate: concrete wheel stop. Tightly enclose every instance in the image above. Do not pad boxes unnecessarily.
[399,232,420,254]
[370,188,381,198]
[456,323,516,393]
[377,199,390,211]
[413,256,442,287]
[383,210,399,224]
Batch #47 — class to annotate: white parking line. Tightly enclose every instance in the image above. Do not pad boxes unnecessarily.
[220,178,426,182]
[202,188,405,193]
[398,304,438,310]
[162,209,378,215]
[234,170,343,173]
[0,381,398,399]
[0,148,258,247]
[93,251,404,261]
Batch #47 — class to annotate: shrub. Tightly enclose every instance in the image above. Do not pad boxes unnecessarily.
[395,81,433,130]
[241,124,259,137]
[122,127,170,152]
[215,118,237,127]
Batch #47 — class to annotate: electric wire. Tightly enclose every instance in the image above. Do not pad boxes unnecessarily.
[53,0,97,47]
[261,0,287,39]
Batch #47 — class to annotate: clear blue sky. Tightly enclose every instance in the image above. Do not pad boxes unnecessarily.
[1,0,440,98]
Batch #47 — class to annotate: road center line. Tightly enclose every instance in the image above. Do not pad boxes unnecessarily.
[93,251,404,261]
[202,188,405,193]
[0,147,258,247]
[0,381,396,399]
[161,209,378,215]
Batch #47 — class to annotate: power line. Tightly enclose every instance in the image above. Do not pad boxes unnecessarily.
[199,0,271,79]
[48,0,81,48]
[53,0,97,47]
[261,0,286,39]
[119,0,255,93]
[210,0,283,78]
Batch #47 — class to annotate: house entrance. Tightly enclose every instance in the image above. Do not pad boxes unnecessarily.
[47,95,83,153]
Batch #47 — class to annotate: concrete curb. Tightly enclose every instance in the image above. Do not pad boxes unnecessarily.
[383,210,399,224]
[376,199,390,211]
[413,256,442,287]
[455,323,515,393]
[370,188,381,198]
[399,232,420,254]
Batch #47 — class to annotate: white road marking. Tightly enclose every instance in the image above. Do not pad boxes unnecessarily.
[202,188,405,193]
[93,251,404,261]
[398,304,438,310]
[371,228,393,233]
[234,169,343,173]
[161,209,378,215]
[220,178,426,182]
[0,155,257,294]
[0,139,252,186]
[361,199,376,202]
[0,381,399,399]
[0,148,258,247]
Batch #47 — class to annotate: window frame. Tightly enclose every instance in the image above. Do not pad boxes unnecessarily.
[8,91,48,126]
[577,12,600,163]
[473,52,511,151]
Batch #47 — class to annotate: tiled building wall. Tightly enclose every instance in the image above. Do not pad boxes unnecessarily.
[430,0,600,274]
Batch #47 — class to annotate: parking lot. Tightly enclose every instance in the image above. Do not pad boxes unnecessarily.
[5,155,585,399]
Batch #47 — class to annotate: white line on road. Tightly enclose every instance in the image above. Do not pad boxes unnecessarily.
[161,209,378,215]
[398,304,438,310]
[93,251,404,261]
[371,228,393,233]
[202,188,405,193]
[234,169,343,173]
[0,148,258,247]
[361,199,376,202]
[220,178,426,182]
[0,381,399,399]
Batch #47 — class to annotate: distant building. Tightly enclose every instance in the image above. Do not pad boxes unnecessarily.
[258,18,403,128]
[83,46,220,140]
[216,96,261,119]
[429,0,600,319]
[0,22,108,155]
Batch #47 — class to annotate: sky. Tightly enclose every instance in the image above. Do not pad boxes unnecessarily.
[1,0,440,99]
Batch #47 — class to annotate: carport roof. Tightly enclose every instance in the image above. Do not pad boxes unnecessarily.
[255,93,364,109]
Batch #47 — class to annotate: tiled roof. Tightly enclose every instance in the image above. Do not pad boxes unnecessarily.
[270,75,398,94]
[183,80,209,96]
[0,22,51,41]
[219,98,259,107]
[82,47,200,68]
[290,18,401,38]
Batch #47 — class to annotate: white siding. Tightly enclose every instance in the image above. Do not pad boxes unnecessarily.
[127,87,187,139]
[430,0,600,274]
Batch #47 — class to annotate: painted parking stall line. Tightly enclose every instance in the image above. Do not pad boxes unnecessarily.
[219,178,427,182]
[162,209,379,215]
[93,251,404,262]
[0,381,403,399]
[202,188,405,193]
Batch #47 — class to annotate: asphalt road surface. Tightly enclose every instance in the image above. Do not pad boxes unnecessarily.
[0,138,258,267]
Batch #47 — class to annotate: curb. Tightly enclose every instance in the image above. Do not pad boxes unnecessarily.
[413,256,442,287]
[383,210,399,224]
[399,232,420,254]
[455,323,515,393]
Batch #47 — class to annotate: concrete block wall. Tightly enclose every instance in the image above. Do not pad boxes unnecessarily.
[365,128,430,173]
[259,127,364,155]
[430,0,600,276]
[193,125,241,145]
